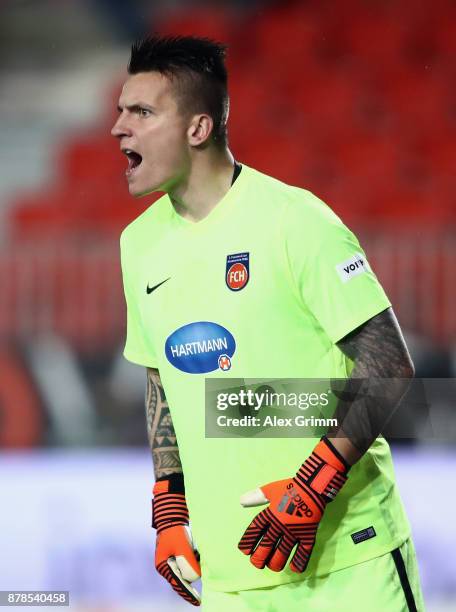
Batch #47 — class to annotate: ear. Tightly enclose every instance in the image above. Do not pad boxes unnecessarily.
[187,114,213,147]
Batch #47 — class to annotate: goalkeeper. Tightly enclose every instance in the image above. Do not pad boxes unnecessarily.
[113,36,425,611]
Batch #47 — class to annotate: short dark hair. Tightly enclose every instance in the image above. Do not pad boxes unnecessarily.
[128,35,229,148]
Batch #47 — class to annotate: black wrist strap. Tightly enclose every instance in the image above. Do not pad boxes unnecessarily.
[155,472,185,494]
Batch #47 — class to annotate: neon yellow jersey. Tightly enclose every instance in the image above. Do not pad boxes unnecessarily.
[120,165,410,592]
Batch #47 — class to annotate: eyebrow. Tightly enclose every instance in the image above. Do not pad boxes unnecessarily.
[117,103,155,113]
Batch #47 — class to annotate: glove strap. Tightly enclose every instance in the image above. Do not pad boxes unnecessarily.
[294,436,349,503]
[152,473,189,533]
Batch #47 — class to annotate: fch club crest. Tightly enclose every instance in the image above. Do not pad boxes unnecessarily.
[226,252,250,291]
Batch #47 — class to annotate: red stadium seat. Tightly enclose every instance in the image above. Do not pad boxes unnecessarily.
[253,5,322,66]
[60,135,126,183]
[11,180,146,240]
[290,70,362,136]
[432,10,456,57]
[328,136,400,185]
[11,191,75,240]
[155,7,233,42]
[379,69,451,132]
[420,137,456,178]
[341,10,410,66]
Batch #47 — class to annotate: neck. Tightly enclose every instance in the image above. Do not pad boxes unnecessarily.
[168,148,235,223]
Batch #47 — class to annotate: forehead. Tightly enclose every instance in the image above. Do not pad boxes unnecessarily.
[119,72,177,108]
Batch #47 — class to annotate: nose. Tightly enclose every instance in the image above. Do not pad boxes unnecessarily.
[111,113,131,139]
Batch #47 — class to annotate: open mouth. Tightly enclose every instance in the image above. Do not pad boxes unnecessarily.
[123,149,143,176]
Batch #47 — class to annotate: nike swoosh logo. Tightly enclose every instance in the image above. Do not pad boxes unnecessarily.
[146,277,171,294]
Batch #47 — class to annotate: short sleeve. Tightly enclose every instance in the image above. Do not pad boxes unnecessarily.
[283,192,391,343]
[120,234,158,368]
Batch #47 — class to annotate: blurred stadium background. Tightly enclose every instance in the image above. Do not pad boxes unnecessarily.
[0,0,455,610]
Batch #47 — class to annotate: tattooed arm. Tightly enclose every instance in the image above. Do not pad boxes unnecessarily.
[328,307,415,463]
[146,367,183,480]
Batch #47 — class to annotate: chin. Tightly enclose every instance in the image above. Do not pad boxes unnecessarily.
[129,183,160,198]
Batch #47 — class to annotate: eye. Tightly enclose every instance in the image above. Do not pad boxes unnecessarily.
[138,107,151,118]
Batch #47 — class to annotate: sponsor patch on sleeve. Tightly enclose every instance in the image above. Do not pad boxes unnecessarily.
[336,253,370,283]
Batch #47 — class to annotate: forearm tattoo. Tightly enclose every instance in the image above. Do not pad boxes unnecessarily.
[146,368,183,479]
[329,308,415,454]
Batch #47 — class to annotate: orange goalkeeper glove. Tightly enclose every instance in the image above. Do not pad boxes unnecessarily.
[238,436,349,573]
[152,474,201,606]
